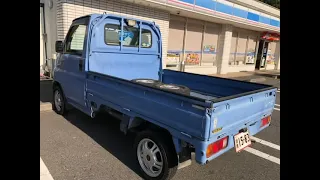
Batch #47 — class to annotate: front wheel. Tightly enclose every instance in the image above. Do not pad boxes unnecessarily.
[134,131,178,180]
[52,86,67,115]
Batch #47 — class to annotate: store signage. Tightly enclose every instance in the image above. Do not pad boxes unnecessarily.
[261,32,280,41]
[186,53,200,65]
[246,49,255,64]
[203,45,215,53]
[167,53,180,65]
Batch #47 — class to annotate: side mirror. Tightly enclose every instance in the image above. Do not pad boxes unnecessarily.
[55,41,63,53]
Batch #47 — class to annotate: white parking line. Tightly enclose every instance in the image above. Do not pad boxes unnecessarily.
[40,157,54,180]
[251,136,280,150]
[275,104,280,107]
[273,108,280,111]
[244,147,280,165]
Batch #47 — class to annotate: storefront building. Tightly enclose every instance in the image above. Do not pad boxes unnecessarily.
[40,0,280,75]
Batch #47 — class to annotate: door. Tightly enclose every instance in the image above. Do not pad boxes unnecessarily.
[255,40,264,69]
[261,42,269,68]
[57,17,89,107]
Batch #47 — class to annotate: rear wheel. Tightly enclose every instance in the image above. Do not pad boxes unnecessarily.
[134,131,178,180]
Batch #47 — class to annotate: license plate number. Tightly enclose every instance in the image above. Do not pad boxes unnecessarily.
[234,131,251,152]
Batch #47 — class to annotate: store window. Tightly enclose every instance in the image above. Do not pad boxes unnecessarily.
[266,42,276,65]
[236,33,247,65]
[245,36,257,64]
[167,17,185,68]
[202,23,220,66]
[230,29,258,66]
[104,24,152,48]
[229,31,238,65]
[167,17,225,68]
[185,19,203,66]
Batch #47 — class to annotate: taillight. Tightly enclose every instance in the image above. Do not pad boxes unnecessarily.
[206,136,228,158]
[260,116,271,127]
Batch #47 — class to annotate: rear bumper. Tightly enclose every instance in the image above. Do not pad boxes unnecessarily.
[193,113,271,165]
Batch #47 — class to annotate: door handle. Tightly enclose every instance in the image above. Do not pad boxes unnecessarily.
[79,59,83,71]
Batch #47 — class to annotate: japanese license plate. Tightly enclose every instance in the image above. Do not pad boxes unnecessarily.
[234,131,251,152]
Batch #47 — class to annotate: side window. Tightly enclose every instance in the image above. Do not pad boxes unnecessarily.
[104,24,152,48]
[65,25,87,55]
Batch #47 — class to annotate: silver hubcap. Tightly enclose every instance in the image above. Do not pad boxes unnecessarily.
[54,90,62,111]
[137,138,163,177]
[160,84,180,90]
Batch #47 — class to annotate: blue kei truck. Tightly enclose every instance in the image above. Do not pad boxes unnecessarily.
[52,14,276,180]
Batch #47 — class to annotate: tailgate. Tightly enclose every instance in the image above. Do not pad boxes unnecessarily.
[208,88,276,140]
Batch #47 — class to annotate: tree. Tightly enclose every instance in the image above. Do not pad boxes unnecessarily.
[257,0,280,9]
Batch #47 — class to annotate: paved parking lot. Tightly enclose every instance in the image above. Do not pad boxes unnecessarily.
[40,87,280,180]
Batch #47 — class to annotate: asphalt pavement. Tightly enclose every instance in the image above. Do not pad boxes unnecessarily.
[40,88,280,180]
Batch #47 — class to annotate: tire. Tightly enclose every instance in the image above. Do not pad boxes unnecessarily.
[156,84,190,96]
[52,85,67,115]
[134,131,178,180]
[132,79,162,88]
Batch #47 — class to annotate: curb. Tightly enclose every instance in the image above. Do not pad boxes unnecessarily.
[40,103,52,112]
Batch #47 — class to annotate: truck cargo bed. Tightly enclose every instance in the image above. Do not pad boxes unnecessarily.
[162,69,274,102]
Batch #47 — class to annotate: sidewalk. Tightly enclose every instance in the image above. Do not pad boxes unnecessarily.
[211,71,254,78]
[210,70,280,88]
[252,70,280,79]
[211,70,280,79]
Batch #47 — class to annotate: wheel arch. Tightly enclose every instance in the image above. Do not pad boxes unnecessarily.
[129,117,182,154]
